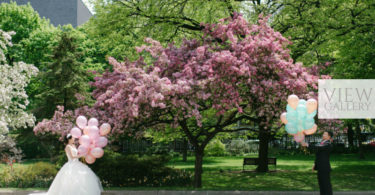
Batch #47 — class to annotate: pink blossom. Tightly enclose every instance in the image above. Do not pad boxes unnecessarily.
[35,13,341,139]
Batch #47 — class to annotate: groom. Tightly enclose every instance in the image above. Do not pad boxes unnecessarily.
[302,131,333,195]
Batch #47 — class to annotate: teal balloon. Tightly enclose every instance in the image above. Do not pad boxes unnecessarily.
[286,104,295,112]
[299,99,307,105]
[296,104,307,119]
[307,110,317,119]
[297,120,304,132]
[304,118,315,129]
[297,114,306,121]
[286,111,297,122]
[286,122,298,134]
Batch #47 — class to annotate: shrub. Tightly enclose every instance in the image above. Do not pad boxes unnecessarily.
[54,149,68,169]
[268,147,306,156]
[226,139,246,156]
[244,140,259,154]
[28,162,58,178]
[205,139,225,156]
[145,144,172,155]
[331,143,346,153]
[0,162,56,188]
[89,150,193,187]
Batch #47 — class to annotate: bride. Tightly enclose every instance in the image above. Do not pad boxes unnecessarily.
[30,134,103,195]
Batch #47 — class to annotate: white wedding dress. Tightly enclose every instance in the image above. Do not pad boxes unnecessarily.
[30,145,103,195]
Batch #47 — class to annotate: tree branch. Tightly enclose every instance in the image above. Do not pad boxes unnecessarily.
[117,0,203,31]
[221,114,258,128]
[179,119,198,148]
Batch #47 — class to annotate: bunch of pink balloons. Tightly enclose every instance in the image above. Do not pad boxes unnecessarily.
[280,94,318,143]
[70,115,111,164]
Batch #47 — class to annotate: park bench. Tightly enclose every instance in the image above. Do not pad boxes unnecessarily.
[243,157,277,171]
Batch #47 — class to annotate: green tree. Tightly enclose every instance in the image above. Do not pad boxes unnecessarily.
[145,126,190,161]
[18,24,59,70]
[34,30,91,119]
[0,2,60,114]
[270,1,375,160]
[85,0,245,61]
[0,1,50,63]
[271,0,375,69]
[0,2,106,159]
[0,2,62,159]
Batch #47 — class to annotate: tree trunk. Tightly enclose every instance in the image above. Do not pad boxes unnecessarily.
[182,138,188,162]
[355,124,365,159]
[256,127,269,172]
[347,123,354,148]
[194,148,204,188]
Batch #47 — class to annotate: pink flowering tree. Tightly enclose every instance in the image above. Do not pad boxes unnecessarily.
[86,13,322,187]
[34,13,337,188]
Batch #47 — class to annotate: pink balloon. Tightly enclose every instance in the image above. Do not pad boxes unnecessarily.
[90,147,104,158]
[294,132,305,143]
[79,135,90,147]
[70,127,82,138]
[280,112,288,124]
[304,124,318,135]
[99,123,111,136]
[287,94,299,110]
[88,118,99,127]
[88,126,100,140]
[76,115,87,129]
[89,143,96,150]
[78,145,88,156]
[85,154,96,164]
[83,126,90,135]
[96,136,108,148]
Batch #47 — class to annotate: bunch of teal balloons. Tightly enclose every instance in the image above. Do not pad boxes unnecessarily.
[280,95,318,142]
[285,99,317,134]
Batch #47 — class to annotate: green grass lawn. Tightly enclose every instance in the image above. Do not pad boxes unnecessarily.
[1,153,374,191]
[166,153,375,191]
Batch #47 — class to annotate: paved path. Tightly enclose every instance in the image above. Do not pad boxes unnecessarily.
[0,190,375,195]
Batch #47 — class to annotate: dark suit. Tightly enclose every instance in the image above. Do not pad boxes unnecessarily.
[314,140,333,195]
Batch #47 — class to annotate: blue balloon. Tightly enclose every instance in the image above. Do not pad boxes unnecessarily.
[286,122,298,134]
[304,118,315,129]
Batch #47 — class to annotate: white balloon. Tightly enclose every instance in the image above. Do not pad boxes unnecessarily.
[70,127,82,138]
[88,126,100,140]
[280,112,288,124]
[76,115,87,129]
[99,123,111,136]
[287,94,299,110]
[88,118,99,127]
